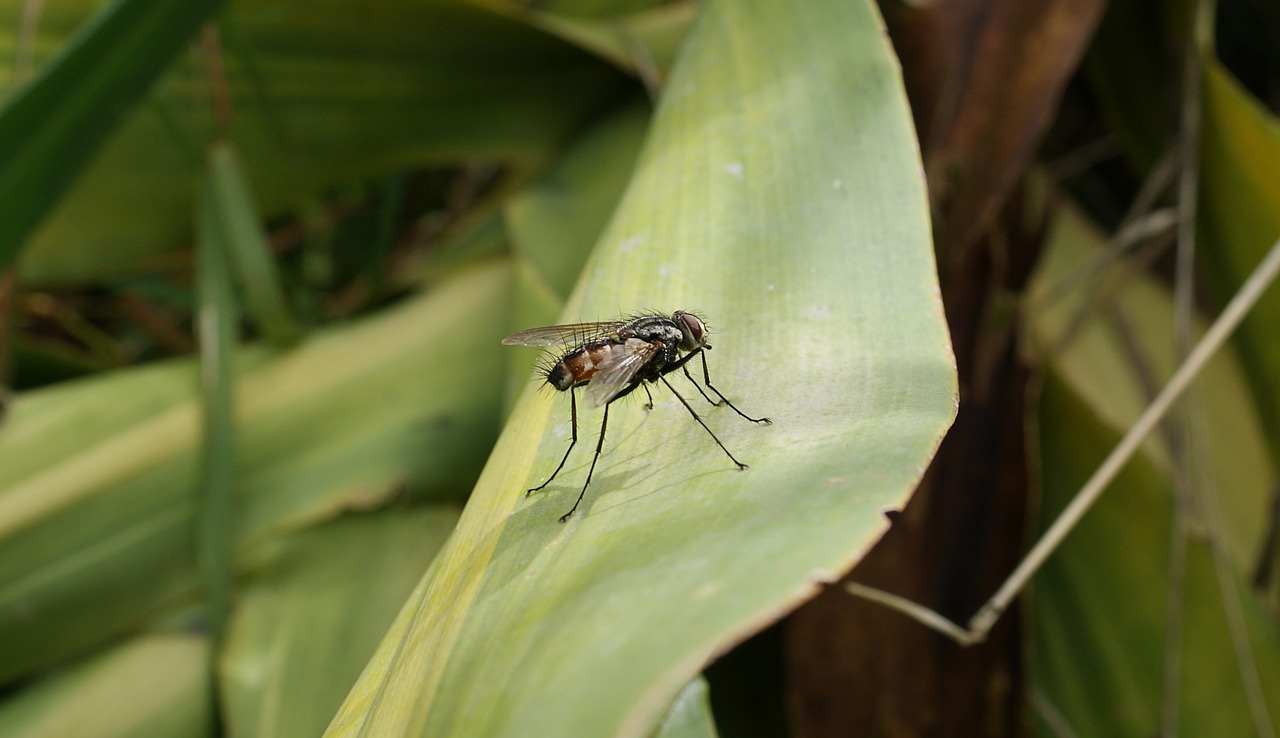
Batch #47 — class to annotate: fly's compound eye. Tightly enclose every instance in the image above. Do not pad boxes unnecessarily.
[675,311,708,351]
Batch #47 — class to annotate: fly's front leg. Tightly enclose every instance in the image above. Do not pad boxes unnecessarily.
[658,375,748,470]
[696,351,771,425]
[680,364,721,408]
[666,348,719,408]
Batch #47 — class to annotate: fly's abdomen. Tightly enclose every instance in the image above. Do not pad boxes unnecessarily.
[546,342,613,391]
[546,361,578,391]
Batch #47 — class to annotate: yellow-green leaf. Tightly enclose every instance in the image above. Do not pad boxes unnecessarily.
[327,0,956,736]
[0,634,211,738]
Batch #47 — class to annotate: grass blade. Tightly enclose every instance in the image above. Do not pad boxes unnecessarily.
[206,142,302,345]
[194,165,239,661]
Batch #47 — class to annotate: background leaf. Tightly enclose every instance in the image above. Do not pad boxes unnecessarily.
[0,634,211,738]
[223,507,460,738]
[0,0,223,268]
[11,0,635,283]
[1200,60,1280,466]
[0,261,510,682]
[204,143,302,345]
[651,677,719,738]
[1028,200,1280,735]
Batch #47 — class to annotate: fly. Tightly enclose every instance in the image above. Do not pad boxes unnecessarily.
[502,310,770,522]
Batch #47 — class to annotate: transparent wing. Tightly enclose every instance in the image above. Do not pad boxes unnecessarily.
[501,321,626,348]
[584,339,660,408]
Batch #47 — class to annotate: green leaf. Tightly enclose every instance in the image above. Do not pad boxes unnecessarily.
[1200,60,1280,464]
[223,507,460,738]
[651,677,719,738]
[0,634,211,738]
[0,0,223,269]
[0,260,511,683]
[326,0,956,736]
[505,2,696,82]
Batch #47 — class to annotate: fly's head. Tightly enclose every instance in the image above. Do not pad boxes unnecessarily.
[674,310,711,352]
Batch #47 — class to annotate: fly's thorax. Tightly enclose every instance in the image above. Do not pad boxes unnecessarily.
[624,317,683,349]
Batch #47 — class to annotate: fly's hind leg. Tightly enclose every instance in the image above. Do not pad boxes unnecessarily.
[528,388,579,495]
[559,401,612,522]
[558,380,644,522]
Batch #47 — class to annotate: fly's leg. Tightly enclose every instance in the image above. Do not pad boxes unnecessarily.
[680,364,720,408]
[658,375,748,470]
[642,383,654,410]
[697,352,771,425]
[664,348,720,408]
[528,388,578,495]
[560,401,611,522]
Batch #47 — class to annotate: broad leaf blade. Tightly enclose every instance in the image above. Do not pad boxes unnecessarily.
[328,0,955,736]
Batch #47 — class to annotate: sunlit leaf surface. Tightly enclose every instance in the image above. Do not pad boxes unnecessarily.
[327,1,956,736]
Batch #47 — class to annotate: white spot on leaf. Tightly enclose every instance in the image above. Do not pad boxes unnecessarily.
[804,304,832,321]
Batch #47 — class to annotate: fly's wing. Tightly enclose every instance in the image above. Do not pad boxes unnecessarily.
[584,338,660,407]
[501,321,626,348]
